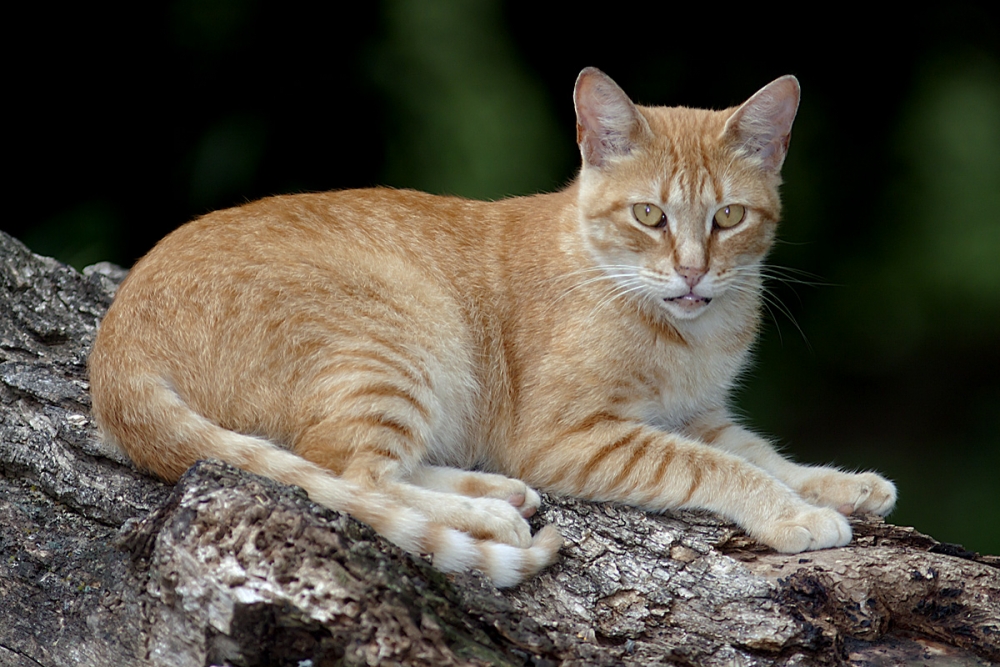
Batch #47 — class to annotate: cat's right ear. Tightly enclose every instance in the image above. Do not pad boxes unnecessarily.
[574,68,652,168]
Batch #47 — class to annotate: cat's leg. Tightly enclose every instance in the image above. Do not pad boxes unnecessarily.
[517,419,852,553]
[296,424,563,587]
[684,409,897,516]
[407,465,541,517]
[295,412,538,548]
[283,289,549,549]
[96,372,559,587]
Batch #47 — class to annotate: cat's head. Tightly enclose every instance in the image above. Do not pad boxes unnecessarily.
[573,67,798,324]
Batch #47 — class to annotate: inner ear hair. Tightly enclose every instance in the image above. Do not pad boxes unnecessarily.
[722,75,800,172]
[574,67,652,168]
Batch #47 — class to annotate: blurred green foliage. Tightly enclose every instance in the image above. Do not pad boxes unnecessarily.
[369,0,567,199]
[7,0,998,553]
[743,51,1000,553]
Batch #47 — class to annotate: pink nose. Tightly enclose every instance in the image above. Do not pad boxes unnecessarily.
[676,266,706,288]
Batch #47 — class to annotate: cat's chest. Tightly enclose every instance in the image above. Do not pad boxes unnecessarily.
[639,337,744,427]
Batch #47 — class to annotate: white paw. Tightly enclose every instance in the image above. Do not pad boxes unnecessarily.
[758,505,853,553]
[465,473,542,518]
[797,470,897,516]
[849,472,897,515]
[468,497,534,548]
[508,485,542,518]
[434,469,543,518]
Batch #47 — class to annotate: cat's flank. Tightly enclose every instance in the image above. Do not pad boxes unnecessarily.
[90,68,895,587]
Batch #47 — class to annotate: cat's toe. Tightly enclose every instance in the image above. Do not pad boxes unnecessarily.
[513,487,542,518]
[829,472,896,516]
[462,472,541,518]
[479,498,534,547]
[797,469,896,516]
[762,506,852,553]
[853,472,896,515]
[500,483,542,518]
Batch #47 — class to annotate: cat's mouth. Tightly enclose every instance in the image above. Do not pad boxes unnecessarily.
[665,293,712,315]
[664,292,712,308]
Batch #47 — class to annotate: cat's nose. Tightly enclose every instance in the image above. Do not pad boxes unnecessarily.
[676,266,706,289]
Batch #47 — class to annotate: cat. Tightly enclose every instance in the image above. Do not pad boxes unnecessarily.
[89,67,896,587]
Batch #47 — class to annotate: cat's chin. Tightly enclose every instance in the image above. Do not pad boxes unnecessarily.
[663,294,712,320]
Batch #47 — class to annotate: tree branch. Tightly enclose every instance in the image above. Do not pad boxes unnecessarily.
[1,230,996,667]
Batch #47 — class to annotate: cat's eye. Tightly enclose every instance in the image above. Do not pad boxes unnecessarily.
[713,204,746,229]
[633,203,667,228]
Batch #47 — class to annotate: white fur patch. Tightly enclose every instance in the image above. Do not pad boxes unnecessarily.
[484,544,526,588]
[431,529,478,573]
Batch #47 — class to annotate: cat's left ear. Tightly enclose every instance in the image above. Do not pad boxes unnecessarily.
[722,75,800,172]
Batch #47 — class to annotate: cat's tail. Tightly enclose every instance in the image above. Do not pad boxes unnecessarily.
[336,484,563,588]
[198,428,562,587]
[95,387,561,587]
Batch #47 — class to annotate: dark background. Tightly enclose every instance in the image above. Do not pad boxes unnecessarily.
[7,2,999,553]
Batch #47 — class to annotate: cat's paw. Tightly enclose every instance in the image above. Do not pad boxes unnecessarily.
[416,468,542,518]
[466,497,535,547]
[796,470,897,516]
[757,505,852,553]
[507,486,542,518]
[460,473,541,518]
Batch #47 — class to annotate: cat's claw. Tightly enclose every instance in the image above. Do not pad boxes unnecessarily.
[760,506,852,553]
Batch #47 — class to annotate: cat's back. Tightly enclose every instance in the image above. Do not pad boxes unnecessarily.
[90,187,572,453]
[138,188,486,271]
[95,187,491,370]
[130,187,571,287]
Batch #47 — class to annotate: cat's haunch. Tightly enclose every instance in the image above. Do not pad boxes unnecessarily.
[89,67,896,587]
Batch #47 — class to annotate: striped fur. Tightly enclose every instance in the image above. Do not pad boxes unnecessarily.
[89,68,895,587]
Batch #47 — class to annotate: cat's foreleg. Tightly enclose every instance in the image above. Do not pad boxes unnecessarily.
[407,465,541,517]
[684,409,897,516]
[525,421,852,553]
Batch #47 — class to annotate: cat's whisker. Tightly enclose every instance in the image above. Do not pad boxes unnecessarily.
[550,275,638,309]
[740,265,822,347]
[590,288,648,321]
[581,279,650,319]
[756,291,789,345]
[758,265,832,289]
[715,273,808,348]
[548,266,647,309]
[547,264,638,282]
[760,289,810,348]
[546,265,640,290]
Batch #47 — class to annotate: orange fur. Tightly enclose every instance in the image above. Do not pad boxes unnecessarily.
[89,68,895,586]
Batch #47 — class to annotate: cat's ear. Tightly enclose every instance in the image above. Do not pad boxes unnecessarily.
[574,67,652,168]
[722,75,800,172]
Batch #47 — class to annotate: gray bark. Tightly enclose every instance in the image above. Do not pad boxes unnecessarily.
[1,229,997,667]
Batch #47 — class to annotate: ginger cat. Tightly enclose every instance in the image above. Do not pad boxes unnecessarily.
[89,68,896,587]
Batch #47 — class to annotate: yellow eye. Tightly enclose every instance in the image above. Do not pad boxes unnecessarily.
[714,204,746,229]
[633,203,666,228]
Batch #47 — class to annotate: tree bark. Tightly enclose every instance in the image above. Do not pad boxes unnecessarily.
[1,229,997,667]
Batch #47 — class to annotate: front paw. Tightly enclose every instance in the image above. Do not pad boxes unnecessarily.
[756,505,853,553]
[797,470,897,516]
